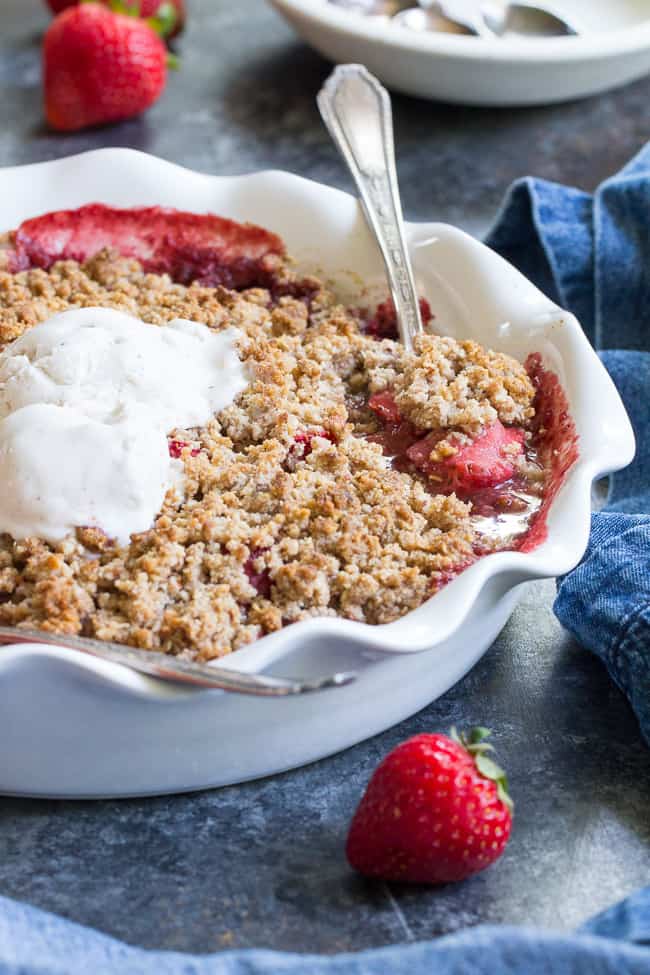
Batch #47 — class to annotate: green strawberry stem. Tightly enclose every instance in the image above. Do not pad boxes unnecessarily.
[450,726,514,813]
[146,2,179,39]
[79,0,180,40]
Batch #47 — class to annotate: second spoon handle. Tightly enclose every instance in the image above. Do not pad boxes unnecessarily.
[318,64,423,352]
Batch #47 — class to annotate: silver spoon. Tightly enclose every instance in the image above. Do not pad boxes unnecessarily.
[0,625,356,696]
[318,64,423,352]
[482,2,578,37]
[329,0,409,13]
[408,0,577,36]
[329,0,578,37]
[409,0,493,35]
[392,6,473,33]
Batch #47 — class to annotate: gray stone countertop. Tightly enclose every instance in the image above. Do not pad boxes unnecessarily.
[0,0,648,956]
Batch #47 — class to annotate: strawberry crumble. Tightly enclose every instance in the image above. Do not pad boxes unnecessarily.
[0,206,576,661]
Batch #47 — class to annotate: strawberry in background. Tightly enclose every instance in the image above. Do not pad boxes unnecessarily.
[44,0,186,39]
[43,3,177,132]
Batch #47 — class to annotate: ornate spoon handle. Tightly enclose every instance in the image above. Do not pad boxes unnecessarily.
[318,64,423,352]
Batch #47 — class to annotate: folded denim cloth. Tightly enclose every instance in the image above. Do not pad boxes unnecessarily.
[0,887,649,975]
[486,145,650,746]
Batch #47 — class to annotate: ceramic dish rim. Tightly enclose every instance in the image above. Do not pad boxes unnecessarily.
[0,147,635,696]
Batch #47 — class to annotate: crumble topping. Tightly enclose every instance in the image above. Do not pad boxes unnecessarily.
[0,248,540,660]
[391,333,535,431]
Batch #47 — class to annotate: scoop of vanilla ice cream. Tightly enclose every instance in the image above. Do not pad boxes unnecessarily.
[0,403,172,545]
[0,307,247,428]
[0,307,249,544]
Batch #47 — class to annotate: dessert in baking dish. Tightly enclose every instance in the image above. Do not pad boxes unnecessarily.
[0,205,577,659]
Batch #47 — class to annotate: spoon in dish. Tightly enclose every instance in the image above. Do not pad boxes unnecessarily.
[0,625,356,697]
[318,64,424,352]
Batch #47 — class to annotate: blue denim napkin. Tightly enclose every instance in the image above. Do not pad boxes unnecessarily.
[486,143,650,747]
[0,887,648,975]
[3,152,650,974]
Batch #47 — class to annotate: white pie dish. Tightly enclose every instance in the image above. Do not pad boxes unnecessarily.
[0,147,634,798]
[269,0,650,106]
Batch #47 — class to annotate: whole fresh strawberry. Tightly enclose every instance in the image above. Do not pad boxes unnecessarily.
[44,1,186,39]
[44,4,171,132]
[346,728,513,884]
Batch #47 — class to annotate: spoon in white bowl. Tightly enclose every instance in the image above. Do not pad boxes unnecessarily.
[481,2,578,36]
[329,0,578,36]
[399,0,577,36]
[329,0,410,13]
[318,64,424,352]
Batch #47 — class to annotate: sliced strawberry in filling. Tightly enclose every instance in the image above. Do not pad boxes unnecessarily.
[8,204,286,290]
[368,390,402,425]
[408,420,525,496]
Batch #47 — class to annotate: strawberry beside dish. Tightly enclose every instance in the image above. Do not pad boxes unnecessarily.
[346,728,513,885]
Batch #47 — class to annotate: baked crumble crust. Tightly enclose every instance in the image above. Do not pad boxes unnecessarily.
[0,248,538,660]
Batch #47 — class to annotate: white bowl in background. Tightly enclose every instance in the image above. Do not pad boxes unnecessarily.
[269,0,650,106]
[0,148,634,797]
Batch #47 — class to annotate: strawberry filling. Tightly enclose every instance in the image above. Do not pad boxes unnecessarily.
[168,439,200,459]
[369,390,525,497]
[406,421,525,497]
[366,357,579,564]
[367,391,421,459]
[244,547,272,599]
[517,353,579,553]
[368,390,401,424]
[8,204,286,290]
[365,297,433,340]
[288,429,337,461]
[367,420,421,461]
